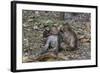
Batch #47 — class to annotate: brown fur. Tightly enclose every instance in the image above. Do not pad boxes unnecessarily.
[59,23,78,51]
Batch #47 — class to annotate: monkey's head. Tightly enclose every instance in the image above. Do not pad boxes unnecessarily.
[62,23,71,32]
[50,26,58,35]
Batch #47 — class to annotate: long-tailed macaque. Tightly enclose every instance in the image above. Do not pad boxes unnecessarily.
[42,23,78,56]
[58,23,78,51]
[43,26,59,55]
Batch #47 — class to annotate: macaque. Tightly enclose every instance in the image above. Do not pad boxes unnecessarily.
[43,25,50,38]
[43,26,59,55]
[58,23,78,51]
[43,26,50,45]
[42,23,77,56]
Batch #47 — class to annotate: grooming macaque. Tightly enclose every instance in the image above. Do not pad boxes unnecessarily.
[43,26,59,55]
[59,23,78,51]
[42,23,77,56]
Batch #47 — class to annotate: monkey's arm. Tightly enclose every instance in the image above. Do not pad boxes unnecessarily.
[44,36,51,50]
[40,37,51,55]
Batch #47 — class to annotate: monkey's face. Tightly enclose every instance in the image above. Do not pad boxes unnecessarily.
[50,27,58,35]
[63,25,70,32]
